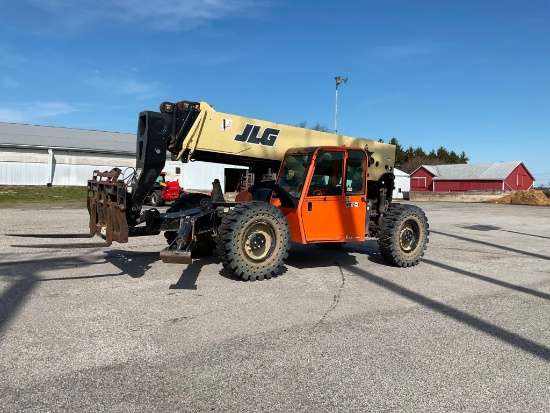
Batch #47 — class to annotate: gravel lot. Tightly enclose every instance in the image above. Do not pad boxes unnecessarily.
[1,202,549,412]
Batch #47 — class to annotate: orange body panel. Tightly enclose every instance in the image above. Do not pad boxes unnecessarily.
[341,194,367,242]
[279,208,304,243]
[235,190,252,202]
[269,197,282,208]
[295,194,367,243]
[300,196,344,241]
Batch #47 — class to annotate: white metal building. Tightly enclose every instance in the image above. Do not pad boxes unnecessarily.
[0,122,247,190]
[393,168,410,199]
[0,122,136,186]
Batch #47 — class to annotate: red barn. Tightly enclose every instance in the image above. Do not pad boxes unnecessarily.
[410,162,534,192]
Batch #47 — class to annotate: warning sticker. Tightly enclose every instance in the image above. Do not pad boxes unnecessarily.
[221,119,233,131]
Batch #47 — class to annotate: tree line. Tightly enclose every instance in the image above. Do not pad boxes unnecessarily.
[380,138,468,174]
[296,123,468,174]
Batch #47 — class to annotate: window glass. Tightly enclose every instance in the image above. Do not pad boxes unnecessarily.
[309,151,344,196]
[345,150,367,194]
[277,154,312,199]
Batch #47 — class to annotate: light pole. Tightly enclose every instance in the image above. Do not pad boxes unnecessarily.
[334,75,348,134]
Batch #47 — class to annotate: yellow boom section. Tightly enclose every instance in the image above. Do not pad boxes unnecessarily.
[177,102,396,182]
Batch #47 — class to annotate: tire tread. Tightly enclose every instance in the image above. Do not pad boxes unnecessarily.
[377,203,429,267]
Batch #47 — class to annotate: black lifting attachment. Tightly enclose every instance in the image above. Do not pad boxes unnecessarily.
[159,179,228,265]
[8,169,129,249]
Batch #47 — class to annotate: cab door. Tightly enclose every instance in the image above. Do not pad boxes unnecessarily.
[341,149,368,242]
[300,149,368,242]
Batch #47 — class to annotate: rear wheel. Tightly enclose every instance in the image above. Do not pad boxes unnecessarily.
[377,204,429,267]
[217,202,291,281]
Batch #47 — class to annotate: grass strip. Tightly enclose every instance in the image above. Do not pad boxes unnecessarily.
[0,186,88,208]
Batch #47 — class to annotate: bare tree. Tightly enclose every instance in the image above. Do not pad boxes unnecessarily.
[296,122,331,132]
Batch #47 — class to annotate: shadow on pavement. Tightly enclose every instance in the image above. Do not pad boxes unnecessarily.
[458,224,550,241]
[432,230,549,261]
[170,255,219,290]
[0,249,160,340]
[424,258,550,301]
[345,264,550,362]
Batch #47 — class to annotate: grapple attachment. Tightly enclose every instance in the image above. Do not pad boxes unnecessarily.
[9,168,130,249]
[87,168,130,245]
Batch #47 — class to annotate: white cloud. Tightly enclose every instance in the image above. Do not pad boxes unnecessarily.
[84,74,162,100]
[32,102,83,117]
[28,0,267,31]
[0,102,84,123]
[0,108,26,123]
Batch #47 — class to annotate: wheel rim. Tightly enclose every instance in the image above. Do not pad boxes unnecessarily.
[242,220,276,262]
[399,219,419,254]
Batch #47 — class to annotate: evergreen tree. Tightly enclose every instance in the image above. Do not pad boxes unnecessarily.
[297,131,469,173]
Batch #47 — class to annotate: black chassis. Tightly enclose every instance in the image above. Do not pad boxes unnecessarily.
[135,180,230,264]
[131,179,293,265]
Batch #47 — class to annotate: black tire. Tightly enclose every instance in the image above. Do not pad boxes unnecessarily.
[150,190,164,207]
[377,204,429,267]
[217,201,291,281]
[165,192,215,257]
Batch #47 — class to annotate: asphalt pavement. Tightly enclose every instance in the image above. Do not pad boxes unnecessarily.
[0,202,549,412]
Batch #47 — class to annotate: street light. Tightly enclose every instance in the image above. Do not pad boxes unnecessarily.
[334,75,348,134]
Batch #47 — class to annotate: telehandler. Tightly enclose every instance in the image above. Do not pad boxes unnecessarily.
[23,100,429,281]
[144,172,182,207]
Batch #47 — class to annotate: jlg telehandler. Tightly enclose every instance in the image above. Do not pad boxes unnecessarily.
[24,100,429,281]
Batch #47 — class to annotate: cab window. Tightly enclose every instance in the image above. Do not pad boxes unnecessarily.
[277,154,312,199]
[309,151,344,196]
[345,150,367,194]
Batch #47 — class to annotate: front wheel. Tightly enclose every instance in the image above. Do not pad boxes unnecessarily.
[150,190,164,207]
[377,204,429,267]
[217,202,291,281]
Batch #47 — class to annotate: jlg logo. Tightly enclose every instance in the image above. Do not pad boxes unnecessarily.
[234,124,280,147]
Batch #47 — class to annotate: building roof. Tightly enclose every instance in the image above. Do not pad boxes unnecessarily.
[393,168,409,177]
[0,122,135,155]
[415,162,533,181]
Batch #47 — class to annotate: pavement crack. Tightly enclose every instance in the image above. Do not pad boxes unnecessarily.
[313,261,345,330]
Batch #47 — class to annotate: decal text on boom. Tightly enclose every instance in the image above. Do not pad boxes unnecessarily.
[234,124,280,147]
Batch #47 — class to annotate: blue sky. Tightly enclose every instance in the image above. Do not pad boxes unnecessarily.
[1,0,549,184]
